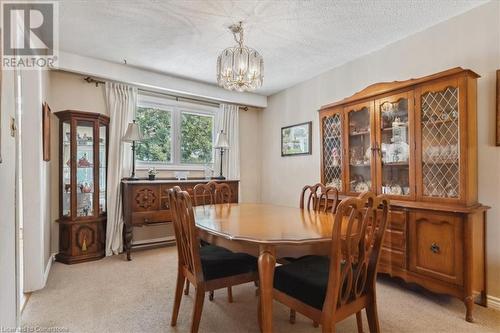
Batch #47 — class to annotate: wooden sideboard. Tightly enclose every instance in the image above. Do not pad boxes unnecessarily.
[121,179,239,260]
[319,68,488,321]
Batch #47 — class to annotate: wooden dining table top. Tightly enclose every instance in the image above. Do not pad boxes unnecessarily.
[194,203,336,245]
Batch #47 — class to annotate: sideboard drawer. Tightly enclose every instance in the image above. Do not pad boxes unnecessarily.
[380,247,405,269]
[388,210,406,231]
[409,211,463,285]
[383,229,405,251]
[131,211,171,225]
[131,185,160,212]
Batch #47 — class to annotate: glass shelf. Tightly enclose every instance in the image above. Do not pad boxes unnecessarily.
[348,106,371,192]
[378,98,410,196]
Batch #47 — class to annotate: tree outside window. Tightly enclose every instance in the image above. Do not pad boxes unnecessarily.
[135,102,215,167]
[181,112,214,164]
[136,107,172,162]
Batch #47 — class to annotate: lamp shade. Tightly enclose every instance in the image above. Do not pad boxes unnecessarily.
[214,130,229,149]
[122,120,144,142]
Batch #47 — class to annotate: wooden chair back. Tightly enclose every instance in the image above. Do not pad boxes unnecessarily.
[322,192,389,323]
[168,186,204,283]
[300,183,339,213]
[193,181,232,206]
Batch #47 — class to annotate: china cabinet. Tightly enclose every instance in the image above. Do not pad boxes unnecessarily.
[319,68,488,321]
[55,110,109,264]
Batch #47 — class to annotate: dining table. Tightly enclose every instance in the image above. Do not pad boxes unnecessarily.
[194,202,337,333]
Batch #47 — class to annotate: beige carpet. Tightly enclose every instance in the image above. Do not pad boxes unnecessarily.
[22,247,500,333]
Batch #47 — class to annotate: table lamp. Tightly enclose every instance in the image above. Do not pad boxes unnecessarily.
[212,130,229,180]
[122,120,143,180]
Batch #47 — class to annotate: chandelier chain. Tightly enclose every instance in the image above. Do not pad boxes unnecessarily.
[230,21,244,47]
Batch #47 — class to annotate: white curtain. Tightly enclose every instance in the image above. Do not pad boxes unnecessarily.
[105,82,137,256]
[214,104,240,179]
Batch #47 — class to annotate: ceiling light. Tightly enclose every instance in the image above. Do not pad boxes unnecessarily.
[216,22,264,92]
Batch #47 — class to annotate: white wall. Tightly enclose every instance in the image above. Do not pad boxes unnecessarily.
[261,1,500,298]
[0,68,19,328]
[48,70,262,251]
[20,67,53,292]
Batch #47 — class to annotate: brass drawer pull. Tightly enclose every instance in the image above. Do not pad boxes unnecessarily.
[430,242,440,254]
[144,218,150,223]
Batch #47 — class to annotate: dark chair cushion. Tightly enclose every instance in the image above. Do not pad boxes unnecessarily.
[200,245,258,281]
[274,255,330,310]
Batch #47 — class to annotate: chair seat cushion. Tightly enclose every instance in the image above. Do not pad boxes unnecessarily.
[274,255,330,310]
[200,245,258,281]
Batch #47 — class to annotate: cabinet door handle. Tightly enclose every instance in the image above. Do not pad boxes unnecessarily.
[430,242,440,254]
[144,218,150,224]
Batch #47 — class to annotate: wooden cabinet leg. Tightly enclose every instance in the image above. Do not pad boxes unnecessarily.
[184,280,190,295]
[289,309,296,324]
[465,296,474,322]
[258,246,276,333]
[123,221,133,261]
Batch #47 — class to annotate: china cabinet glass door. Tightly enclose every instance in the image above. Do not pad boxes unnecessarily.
[62,121,71,217]
[99,123,107,215]
[418,82,461,200]
[76,120,95,217]
[376,92,414,198]
[322,111,344,191]
[346,103,374,194]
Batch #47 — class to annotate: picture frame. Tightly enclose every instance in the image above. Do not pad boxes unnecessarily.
[42,102,51,161]
[281,121,312,157]
[496,69,500,146]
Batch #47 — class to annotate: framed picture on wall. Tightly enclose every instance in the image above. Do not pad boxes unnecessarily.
[281,121,312,156]
[496,69,500,146]
[42,102,51,161]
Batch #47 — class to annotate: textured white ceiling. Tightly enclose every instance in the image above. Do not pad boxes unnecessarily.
[59,0,486,96]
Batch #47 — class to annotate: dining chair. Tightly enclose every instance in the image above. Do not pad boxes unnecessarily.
[187,181,233,301]
[300,183,339,213]
[274,192,390,333]
[193,181,232,206]
[287,183,340,326]
[168,186,258,333]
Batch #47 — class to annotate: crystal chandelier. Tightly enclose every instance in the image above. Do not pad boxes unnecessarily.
[217,22,264,92]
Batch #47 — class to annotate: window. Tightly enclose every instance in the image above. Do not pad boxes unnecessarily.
[135,94,217,169]
[180,112,214,164]
[136,106,172,163]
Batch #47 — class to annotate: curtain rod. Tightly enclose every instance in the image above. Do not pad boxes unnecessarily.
[83,76,249,111]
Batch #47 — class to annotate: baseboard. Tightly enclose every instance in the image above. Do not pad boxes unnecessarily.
[487,295,500,311]
[43,253,56,286]
[132,236,175,246]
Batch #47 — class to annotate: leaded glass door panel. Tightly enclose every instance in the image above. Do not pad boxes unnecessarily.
[321,110,344,191]
[416,79,464,202]
[375,91,415,199]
